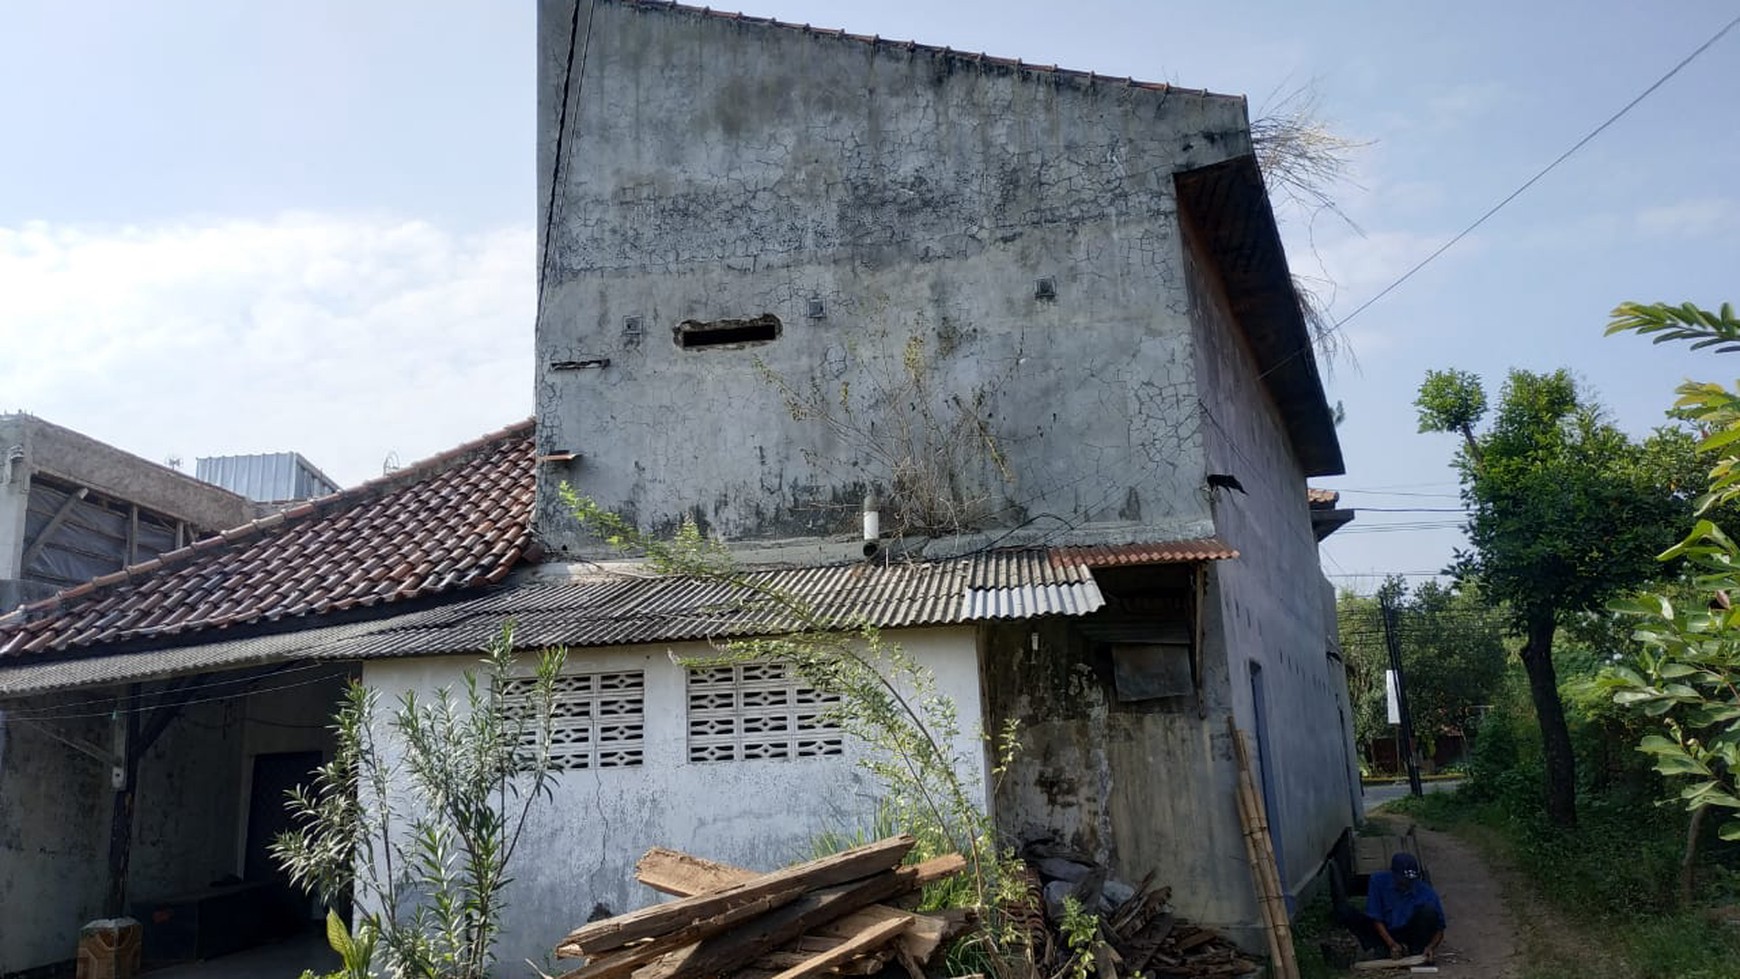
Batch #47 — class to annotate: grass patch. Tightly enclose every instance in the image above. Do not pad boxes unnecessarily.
[1290,885,1358,979]
[1390,786,1740,979]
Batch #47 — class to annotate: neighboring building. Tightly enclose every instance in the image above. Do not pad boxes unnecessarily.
[195,452,341,504]
[0,414,254,613]
[0,423,533,976]
[0,2,1362,973]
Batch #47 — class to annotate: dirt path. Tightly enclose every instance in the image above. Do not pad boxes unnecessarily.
[1366,816,1520,977]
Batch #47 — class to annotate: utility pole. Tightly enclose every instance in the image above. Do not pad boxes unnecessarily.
[1380,590,1424,798]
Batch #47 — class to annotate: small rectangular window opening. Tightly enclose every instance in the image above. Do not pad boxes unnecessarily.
[675,314,782,349]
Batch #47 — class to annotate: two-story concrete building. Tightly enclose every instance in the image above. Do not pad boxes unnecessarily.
[0,2,1358,971]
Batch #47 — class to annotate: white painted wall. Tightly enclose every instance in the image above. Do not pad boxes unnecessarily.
[360,625,987,972]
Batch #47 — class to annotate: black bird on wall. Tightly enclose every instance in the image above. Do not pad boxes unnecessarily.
[1207,473,1247,494]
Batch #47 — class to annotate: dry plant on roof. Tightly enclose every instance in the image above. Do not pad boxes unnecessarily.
[272,625,568,979]
[1251,83,1369,371]
[561,487,1045,977]
[1250,84,1367,230]
[755,327,1017,539]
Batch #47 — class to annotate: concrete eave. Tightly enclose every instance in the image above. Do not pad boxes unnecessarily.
[1174,156,1346,477]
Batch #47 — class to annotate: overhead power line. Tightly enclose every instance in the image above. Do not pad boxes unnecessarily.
[1262,10,1740,381]
[1349,506,1467,513]
[535,0,600,321]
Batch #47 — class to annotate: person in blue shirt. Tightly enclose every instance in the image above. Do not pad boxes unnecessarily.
[1335,852,1446,962]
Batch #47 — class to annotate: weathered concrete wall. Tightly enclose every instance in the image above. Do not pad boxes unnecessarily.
[534,0,1252,553]
[980,588,1255,939]
[128,674,344,903]
[0,697,111,974]
[127,699,245,901]
[1184,222,1356,902]
[0,435,28,580]
[362,627,985,970]
[1323,576,1364,827]
[0,674,344,974]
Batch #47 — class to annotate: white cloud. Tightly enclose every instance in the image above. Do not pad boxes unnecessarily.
[0,215,534,487]
[1423,82,1508,130]
[1635,198,1737,239]
[1297,227,1472,300]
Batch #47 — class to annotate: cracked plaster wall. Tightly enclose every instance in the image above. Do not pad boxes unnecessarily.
[361,628,985,970]
[1185,222,1359,911]
[534,0,1250,554]
[0,698,110,974]
[0,678,343,975]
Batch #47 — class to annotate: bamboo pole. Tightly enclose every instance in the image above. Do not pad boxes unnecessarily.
[1229,719,1301,979]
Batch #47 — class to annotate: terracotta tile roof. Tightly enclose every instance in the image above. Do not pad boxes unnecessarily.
[613,0,1229,99]
[1048,537,1239,568]
[0,421,535,658]
[1307,488,1340,507]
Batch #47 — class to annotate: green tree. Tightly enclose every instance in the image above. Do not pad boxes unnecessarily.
[1396,580,1509,748]
[1337,577,1507,767]
[1602,301,1740,859]
[1416,368,1691,826]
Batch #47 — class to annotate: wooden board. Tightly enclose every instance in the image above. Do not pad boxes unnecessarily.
[764,914,912,979]
[636,847,956,963]
[555,886,807,976]
[1354,833,1426,877]
[1352,954,1428,970]
[636,856,964,979]
[559,836,915,957]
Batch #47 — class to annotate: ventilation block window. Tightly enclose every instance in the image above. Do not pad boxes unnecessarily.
[500,670,645,771]
[686,661,844,763]
[674,314,782,349]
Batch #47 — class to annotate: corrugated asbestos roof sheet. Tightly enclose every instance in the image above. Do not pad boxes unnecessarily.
[0,421,536,658]
[352,550,1110,657]
[0,541,1236,696]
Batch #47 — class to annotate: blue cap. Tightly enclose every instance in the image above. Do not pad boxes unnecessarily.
[1390,852,1422,880]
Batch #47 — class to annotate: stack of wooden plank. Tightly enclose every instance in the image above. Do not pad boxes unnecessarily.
[1028,859,1259,979]
[553,835,968,979]
[1091,875,1259,979]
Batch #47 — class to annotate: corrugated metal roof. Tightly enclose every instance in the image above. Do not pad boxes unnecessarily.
[196,452,341,503]
[1050,537,1238,567]
[0,539,1236,696]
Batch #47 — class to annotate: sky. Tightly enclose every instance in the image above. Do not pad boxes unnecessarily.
[2,1,1737,590]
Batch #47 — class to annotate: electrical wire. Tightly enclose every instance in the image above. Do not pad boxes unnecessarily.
[0,659,352,721]
[4,668,354,724]
[1348,506,1467,513]
[1260,10,1740,382]
[534,0,598,323]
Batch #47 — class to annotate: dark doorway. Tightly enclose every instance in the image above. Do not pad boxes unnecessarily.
[246,751,323,933]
